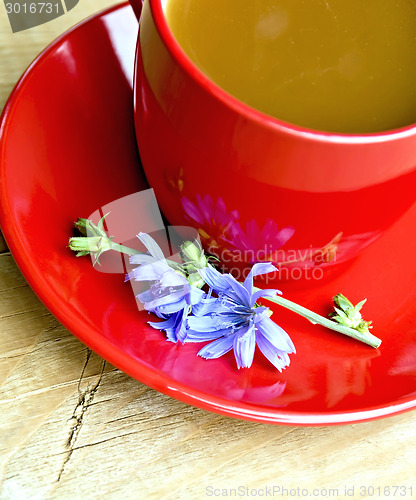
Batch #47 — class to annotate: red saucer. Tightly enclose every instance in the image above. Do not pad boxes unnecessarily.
[1,3,415,425]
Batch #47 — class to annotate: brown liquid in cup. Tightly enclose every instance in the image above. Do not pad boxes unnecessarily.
[165,0,416,133]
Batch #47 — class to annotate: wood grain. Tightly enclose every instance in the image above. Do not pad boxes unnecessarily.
[1,3,416,500]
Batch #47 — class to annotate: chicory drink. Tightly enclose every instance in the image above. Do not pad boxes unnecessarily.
[164,0,416,133]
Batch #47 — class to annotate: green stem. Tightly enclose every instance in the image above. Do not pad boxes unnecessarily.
[255,288,381,348]
[105,240,185,275]
[109,242,142,256]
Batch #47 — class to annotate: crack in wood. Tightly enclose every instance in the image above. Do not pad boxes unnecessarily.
[0,351,34,362]
[57,349,106,482]
[71,430,140,451]
[0,283,29,293]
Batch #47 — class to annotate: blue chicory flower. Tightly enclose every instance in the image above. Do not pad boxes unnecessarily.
[126,232,204,342]
[186,263,295,370]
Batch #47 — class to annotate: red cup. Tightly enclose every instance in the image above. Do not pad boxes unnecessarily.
[129,0,416,281]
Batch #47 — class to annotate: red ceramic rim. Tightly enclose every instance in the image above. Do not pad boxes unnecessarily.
[148,0,416,143]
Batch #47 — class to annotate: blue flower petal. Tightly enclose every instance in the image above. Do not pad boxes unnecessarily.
[233,324,256,369]
[251,306,270,323]
[250,262,278,277]
[197,335,235,359]
[223,275,251,307]
[174,307,191,343]
[166,329,180,343]
[159,269,188,288]
[200,267,246,306]
[187,313,232,332]
[136,288,155,304]
[251,288,281,307]
[145,291,188,313]
[243,262,277,296]
[187,286,206,306]
[184,327,233,342]
[256,316,296,353]
[148,315,180,342]
[199,265,232,295]
[129,253,157,266]
[148,315,176,331]
[191,297,217,316]
[148,309,188,343]
[201,265,251,306]
[202,264,278,309]
[130,260,170,281]
[255,331,291,371]
[152,294,188,315]
[137,232,165,260]
[192,295,238,317]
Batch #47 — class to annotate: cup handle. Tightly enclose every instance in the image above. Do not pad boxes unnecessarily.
[129,0,143,22]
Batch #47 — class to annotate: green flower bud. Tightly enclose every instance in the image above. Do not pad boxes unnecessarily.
[329,293,372,334]
[68,214,113,265]
[187,271,206,289]
[181,240,209,272]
